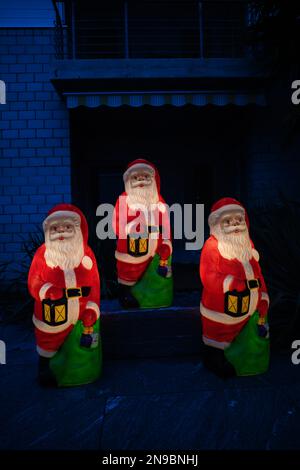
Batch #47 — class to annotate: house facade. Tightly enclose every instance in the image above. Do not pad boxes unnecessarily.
[0,0,299,283]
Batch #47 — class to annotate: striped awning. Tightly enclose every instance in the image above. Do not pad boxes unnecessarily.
[64,90,266,108]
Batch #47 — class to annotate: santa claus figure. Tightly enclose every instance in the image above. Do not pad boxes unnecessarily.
[28,204,101,387]
[113,159,173,309]
[200,198,270,378]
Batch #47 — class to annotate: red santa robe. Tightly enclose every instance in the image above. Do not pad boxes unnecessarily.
[28,205,100,357]
[200,235,269,349]
[113,191,172,285]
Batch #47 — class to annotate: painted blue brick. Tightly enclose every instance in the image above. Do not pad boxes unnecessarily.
[9,102,27,111]
[36,167,54,176]
[7,91,18,101]
[4,186,19,196]
[28,120,44,129]
[28,157,44,166]
[54,148,69,157]
[45,120,61,129]
[45,138,62,147]
[19,129,36,138]
[10,120,27,129]
[3,130,18,139]
[53,128,69,138]
[63,193,72,203]
[36,111,52,120]
[4,205,20,214]
[37,129,52,138]
[38,185,54,195]
[18,92,35,101]
[30,176,46,185]
[0,176,11,186]
[0,121,10,130]
[21,223,37,233]
[27,139,44,148]
[36,91,53,101]
[19,111,35,120]
[0,45,9,54]
[3,149,19,157]
[20,148,35,157]
[34,36,51,45]
[29,195,45,204]
[2,111,18,120]
[0,73,16,83]
[21,204,37,214]
[24,45,42,54]
[11,158,32,168]
[0,158,10,167]
[46,175,62,185]
[0,215,12,223]
[34,54,51,64]
[26,82,43,91]
[20,186,36,195]
[37,204,52,214]
[0,234,12,242]
[36,148,53,157]
[0,64,9,73]
[13,195,29,204]
[6,243,22,252]
[17,36,33,45]
[13,214,29,223]
[9,83,26,92]
[44,101,59,110]
[0,196,12,204]
[34,73,50,82]
[2,37,16,45]
[0,140,10,149]
[26,63,43,73]
[17,55,34,63]
[46,194,62,204]
[30,213,43,223]
[46,157,62,166]
[0,54,16,64]
[27,102,44,110]
[0,252,13,262]
[3,167,19,177]
[9,64,26,73]
[53,166,69,176]
[18,73,35,83]
[9,45,25,54]
[53,110,68,119]
[13,176,27,186]
[11,139,27,148]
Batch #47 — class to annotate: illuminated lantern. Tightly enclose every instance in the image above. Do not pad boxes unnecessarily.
[113,159,173,309]
[28,204,101,387]
[199,198,270,377]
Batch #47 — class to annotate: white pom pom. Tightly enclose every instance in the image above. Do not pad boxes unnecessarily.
[252,249,260,262]
[82,255,93,270]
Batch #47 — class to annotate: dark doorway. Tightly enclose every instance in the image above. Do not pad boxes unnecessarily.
[70,104,248,295]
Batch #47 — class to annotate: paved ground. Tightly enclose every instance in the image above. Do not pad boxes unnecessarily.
[0,323,300,450]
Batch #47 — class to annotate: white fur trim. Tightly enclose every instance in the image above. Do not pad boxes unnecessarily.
[123,163,155,182]
[86,301,100,319]
[82,255,93,270]
[202,336,231,350]
[252,249,260,261]
[162,239,173,255]
[261,292,270,305]
[118,278,136,286]
[223,275,233,293]
[200,302,254,325]
[208,204,245,226]
[39,282,53,301]
[36,345,57,358]
[43,210,81,230]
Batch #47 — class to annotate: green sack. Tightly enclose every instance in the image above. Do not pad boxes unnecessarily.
[50,318,102,387]
[131,254,173,309]
[224,311,270,376]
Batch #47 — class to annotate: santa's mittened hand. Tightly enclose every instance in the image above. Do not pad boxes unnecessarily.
[229,278,246,292]
[157,243,171,261]
[157,265,168,278]
[81,308,97,327]
[47,286,63,300]
[80,334,93,348]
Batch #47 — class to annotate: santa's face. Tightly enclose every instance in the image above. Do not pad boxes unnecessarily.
[220,211,247,235]
[212,210,253,262]
[129,169,153,189]
[44,217,84,269]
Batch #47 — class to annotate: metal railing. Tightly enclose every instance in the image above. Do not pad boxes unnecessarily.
[54,1,249,60]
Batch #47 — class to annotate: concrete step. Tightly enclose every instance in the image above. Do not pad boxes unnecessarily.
[101,300,202,359]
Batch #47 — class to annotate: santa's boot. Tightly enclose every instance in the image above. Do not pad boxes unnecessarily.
[38,356,57,387]
[118,283,139,309]
[202,345,236,379]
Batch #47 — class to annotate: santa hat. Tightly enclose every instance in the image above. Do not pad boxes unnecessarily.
[123,158,160,193]
[208,197,249,228]
[43,204,89,244]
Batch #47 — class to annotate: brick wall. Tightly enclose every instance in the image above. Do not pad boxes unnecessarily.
[0,28,71,281]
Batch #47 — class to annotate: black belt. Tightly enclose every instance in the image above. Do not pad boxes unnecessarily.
[64,286,91,299]
[147,225,162,234]
[247,279,261,290]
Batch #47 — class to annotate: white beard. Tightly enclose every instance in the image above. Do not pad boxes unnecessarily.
[44,228,84,270]
[212,225,253,263]
[125,180,159,210]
